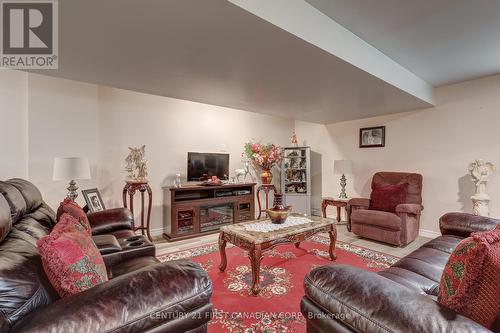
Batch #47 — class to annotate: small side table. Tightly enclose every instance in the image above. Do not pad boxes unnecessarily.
[256,184,277,219]
[321,197,349,229]
[123,180,153,241]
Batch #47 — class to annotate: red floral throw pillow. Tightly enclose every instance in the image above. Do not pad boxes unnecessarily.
[438,226,500,329]
[369,183,407,212]
[37,230,108,297]
[56,198,91,236]
[52,213,89,237]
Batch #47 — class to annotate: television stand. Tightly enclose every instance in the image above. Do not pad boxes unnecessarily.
[162,183,256,241]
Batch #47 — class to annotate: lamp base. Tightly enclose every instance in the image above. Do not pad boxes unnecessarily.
[66,180,79,201]
[338,174,347,199]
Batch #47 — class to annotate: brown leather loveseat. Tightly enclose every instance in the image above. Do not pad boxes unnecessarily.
[301,212,499,333]
[0,178,212,333]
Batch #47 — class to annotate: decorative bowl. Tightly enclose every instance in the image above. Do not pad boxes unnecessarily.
[202,180,223,186]
[266,206,292,224]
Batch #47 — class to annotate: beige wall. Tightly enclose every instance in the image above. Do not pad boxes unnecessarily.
[27,74,99,209]
[97,87,295,234]
[300,74,500,236]
[0,70,28,179]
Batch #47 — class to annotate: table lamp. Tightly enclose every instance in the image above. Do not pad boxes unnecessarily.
[53,157,91,201]
[334,160,352,199]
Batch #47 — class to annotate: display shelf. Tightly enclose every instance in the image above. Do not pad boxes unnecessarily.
[281,147,311,215]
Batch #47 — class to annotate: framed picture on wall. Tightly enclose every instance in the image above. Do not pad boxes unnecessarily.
[359,126,385,148]
[82,188,106,213]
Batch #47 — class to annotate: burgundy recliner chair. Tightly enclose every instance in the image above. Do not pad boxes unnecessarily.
[347,172,423,246]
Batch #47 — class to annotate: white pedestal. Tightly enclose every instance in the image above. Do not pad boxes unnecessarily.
[471,194,490,216]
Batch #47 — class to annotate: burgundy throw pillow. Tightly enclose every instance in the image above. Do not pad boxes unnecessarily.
[56,198,91,236]
[37,230,108,297]
[438,226,500,329]
[369,183,407,212]
[52,213,89,237]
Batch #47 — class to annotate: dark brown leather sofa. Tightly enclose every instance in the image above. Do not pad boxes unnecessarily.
[0,178,212,333]
[301,212,500,333]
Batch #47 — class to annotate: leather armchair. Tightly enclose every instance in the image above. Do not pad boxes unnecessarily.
[87,207,140,240]
[301,212,500,333]
[0,178,213,333]
[440,212,500,237]
[348,172,423,246]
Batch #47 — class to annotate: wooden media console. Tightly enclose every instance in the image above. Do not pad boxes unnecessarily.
[163,183,256,241]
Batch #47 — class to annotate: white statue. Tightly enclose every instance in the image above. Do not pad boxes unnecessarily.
[468,159,495,216]
[125,145,148,181]
[235,158,255,183]
[235,169,246,183]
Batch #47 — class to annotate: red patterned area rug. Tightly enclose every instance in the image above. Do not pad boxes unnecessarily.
[157,234,399,333]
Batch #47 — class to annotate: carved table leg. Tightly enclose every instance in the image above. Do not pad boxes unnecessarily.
[249,245,263,296]
[347,207,352,232]
[129,192,136,231]
[265,191,269,210]
[122,186,128,208]
[328,228,337,260]
[321,200,327,218]
[218,232,227,272]
[257,190,263,219]
[140,189,145,236]
[336,206,341,222]
[146,185,153,241]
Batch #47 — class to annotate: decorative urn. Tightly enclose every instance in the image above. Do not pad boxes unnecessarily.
[266,193,292,224]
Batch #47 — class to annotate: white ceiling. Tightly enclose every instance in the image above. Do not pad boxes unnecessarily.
[31,0,433,124]
[306,0,500,86]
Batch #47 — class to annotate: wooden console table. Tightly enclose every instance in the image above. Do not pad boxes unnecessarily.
[123,181,153,241]
[163,183,256,241]
[219,215,337,295]
[321,197,349,229]
[256,184,277,219]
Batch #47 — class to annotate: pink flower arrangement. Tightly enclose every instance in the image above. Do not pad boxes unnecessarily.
[244,140,283,170]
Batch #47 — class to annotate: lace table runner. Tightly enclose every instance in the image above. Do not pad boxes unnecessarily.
[243,216,313,232]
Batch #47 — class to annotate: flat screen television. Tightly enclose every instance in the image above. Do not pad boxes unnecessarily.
[187,152,230,181]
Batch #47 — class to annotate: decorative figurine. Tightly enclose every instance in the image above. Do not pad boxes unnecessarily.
[124,145,148,181]
[468,159,495,216]
[173,173,182,188]
[236,155,255,183]
[291,130,298,147]
[235,168,246,183]
[243,160,252,182]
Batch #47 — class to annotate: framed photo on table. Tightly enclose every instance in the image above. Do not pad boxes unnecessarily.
[82,188,106,213]
[359,126,385,148]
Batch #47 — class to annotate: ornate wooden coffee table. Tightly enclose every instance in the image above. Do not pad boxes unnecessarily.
[218,214,337,295]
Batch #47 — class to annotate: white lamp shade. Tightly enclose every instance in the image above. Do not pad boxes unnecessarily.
[334,160,353,175]
[53,157,91,181]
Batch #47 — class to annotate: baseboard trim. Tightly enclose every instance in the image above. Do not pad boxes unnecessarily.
[419,229,440,239]
[150,227,165,237]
